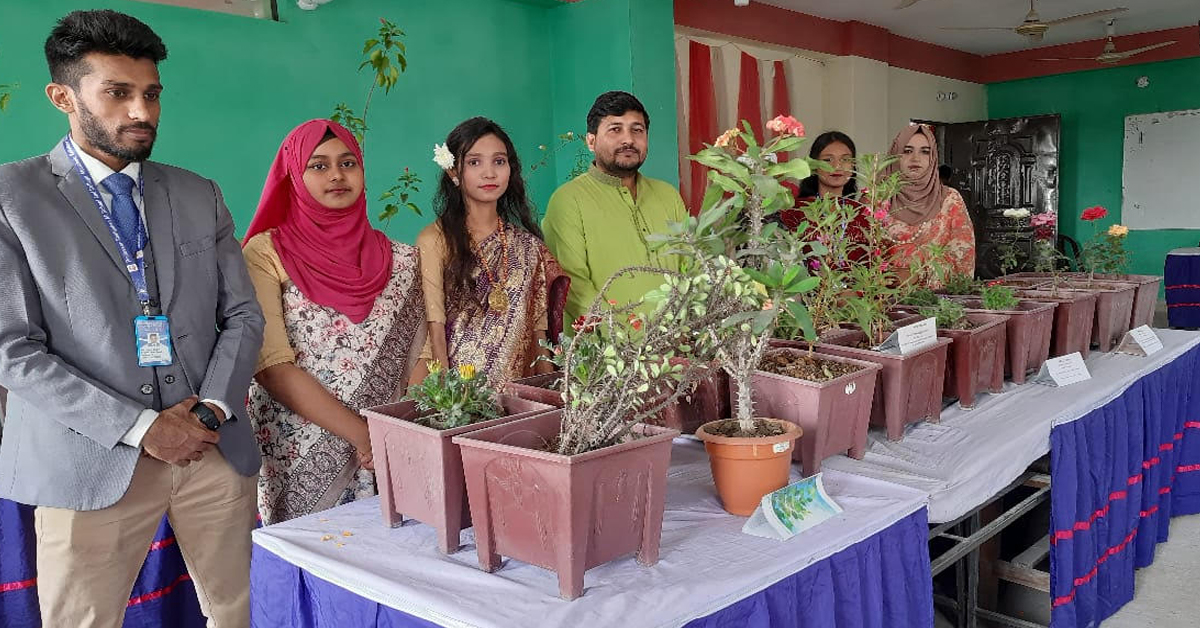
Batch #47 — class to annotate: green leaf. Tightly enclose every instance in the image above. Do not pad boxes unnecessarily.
[786,300,816,341]
[708,172,744,194]
[363,38,379,54]
[765,157,812,182]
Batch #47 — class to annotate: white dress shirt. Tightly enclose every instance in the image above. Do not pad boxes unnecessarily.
[69,137,233,446]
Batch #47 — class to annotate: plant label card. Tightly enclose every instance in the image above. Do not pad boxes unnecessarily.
[1116,325,1163,357]
[884,317,938,355]
[742,474,843,541]
[1032,352,1092,387]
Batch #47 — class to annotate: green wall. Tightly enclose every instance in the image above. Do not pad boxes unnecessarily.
[0,0,679,242]
[989,57,1200,279]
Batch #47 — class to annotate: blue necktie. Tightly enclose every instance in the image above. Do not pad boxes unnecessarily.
[100,172,145,254]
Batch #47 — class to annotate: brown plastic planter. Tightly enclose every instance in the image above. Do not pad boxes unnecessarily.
[938,313,1008,409]
[652,359,729,436]
[950,298,1057,384]
[1004,272,1161,330]
[1014,289,1098,359]
[748,346,881,477]
[814,333,953,441]
[1060,281,1137,352]
[504,372,565,407]
[363,395,555,554]
[695,418,802,516]
[454,410,678,600]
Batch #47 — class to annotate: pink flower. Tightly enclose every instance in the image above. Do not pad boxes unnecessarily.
[873,207,889,221]
[766,114,806,138]
[1030,213,1056,227]
[880,261,890,272]
[1081,206,1108,222]
[808,259,821,270]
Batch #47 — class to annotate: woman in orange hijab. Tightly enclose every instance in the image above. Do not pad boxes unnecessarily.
[884,123,975,286]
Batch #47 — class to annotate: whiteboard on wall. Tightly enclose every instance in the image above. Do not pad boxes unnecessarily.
[1123,109,1200,230]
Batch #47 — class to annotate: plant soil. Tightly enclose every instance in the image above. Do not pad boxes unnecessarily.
[759,352,859,382]
[704,418,787,438]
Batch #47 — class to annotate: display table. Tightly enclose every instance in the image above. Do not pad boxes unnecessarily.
[821,328,1200,628]
[822,329,1200,524]
[1166,247,1200,328]
[251,441,933,628]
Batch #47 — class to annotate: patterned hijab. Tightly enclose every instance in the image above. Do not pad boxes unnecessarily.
[243,119,393,323]
[884,123,948,226]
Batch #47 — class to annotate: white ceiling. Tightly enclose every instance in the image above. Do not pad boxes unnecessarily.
[753,0,1200,55]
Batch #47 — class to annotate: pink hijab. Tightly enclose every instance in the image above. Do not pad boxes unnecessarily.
[243,119,393,323]
[884,123,948,226]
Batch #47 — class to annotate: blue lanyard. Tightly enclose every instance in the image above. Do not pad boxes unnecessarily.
[62,138,151,313]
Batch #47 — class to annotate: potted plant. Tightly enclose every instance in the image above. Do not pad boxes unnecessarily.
[363,363,553,554]
[950,281,1057,385]
[453,254,749,599]
[650,118,829,514]
[1067,206,1137,351]
[812,154,953,441]
[1006,213,1099,358]
[916,297,1007,409]
[765,194,883,477]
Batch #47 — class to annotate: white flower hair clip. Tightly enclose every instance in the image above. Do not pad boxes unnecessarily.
[432,143,458,185]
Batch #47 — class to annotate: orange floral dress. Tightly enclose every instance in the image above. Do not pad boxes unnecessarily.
[887,187,975,286]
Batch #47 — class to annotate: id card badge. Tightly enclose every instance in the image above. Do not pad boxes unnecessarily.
[134,316,174,367]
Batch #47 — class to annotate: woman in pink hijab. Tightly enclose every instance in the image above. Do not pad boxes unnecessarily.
[884,123,975,286]
[241,119,425,525]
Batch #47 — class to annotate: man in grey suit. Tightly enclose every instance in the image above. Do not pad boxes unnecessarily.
[0,10,264,627]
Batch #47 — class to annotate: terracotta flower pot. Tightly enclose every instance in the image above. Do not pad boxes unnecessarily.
[937,312,1008,409]
[695,418,803,516]
[1060,280,1137,352]
[1013,288,1098,359]
[950,298,1057,384]
[751,344,881,476]
[453,410,678,600]
[1003,272,1161,329]
[814,332,953,441]
[504,372,565,407]
[363,395,555,554]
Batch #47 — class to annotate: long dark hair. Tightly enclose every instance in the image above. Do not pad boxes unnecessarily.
[797,131,858,198]
[434,116,542,299]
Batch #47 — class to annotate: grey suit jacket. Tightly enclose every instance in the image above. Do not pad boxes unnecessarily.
[0,139,265,510]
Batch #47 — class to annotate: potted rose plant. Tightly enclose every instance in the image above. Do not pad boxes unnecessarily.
[1005,213,1099,357]
[1067,206,1137,351]
[363,362,553,554]
[950,280,1057,384]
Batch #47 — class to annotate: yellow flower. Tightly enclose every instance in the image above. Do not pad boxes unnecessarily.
[428,360,443,374]
[457,364,477,380]
[1108,224,1129,237]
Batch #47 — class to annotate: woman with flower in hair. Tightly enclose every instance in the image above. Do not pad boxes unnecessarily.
[415,117,567,388]
[242,119,426,524]
[883,123,975,287]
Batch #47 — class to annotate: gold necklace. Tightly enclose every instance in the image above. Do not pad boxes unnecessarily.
[470,218,510,312]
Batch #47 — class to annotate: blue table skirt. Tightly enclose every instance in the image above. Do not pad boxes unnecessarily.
[1166,254,1200,328]
[1050,342,1200,628]
[0,501,206,628]
[249,508,934,628]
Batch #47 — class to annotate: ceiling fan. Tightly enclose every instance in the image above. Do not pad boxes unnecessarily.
[1037,19,1177,64]
[939,0,1128,43]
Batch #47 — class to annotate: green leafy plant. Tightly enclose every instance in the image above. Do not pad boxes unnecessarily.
[837,153,909,345]
[997,241,1028,276]
[941,271,983,296]
[329,18,421,227]
[650,116,821,430]
[775,193,860,343]
[901,287,940,308]
[404,362,501,430]
[918,297,969,330]
[1078,206,1130,284]
[980,281,1018,311]
[531,131,591,183]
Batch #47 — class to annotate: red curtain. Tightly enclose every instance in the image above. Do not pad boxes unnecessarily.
[737,52,763,141]
[686,40,717,215]
[771,59,791,159]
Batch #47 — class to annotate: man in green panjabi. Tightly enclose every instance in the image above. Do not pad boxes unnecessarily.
[543,91,688,327]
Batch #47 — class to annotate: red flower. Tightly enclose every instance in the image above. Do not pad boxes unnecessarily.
[572,315,599,334]
[987,280,1003,287]
[1081,206,1108,221]
[627,313,643,331]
